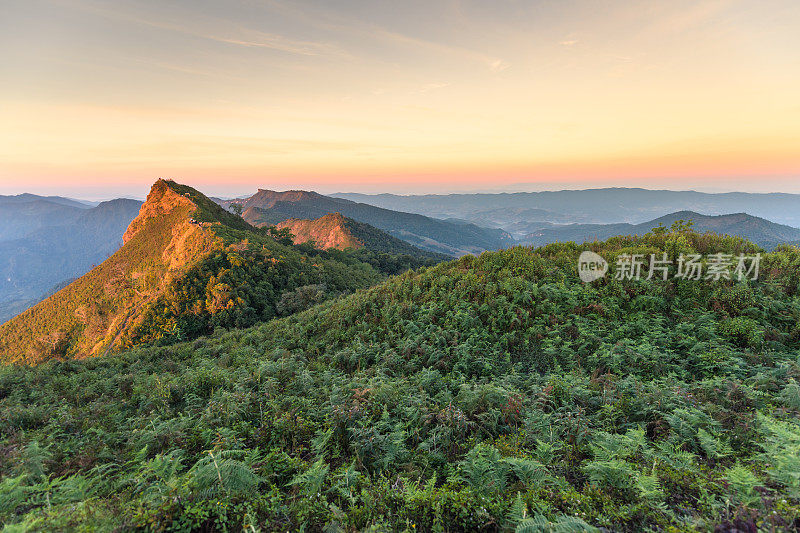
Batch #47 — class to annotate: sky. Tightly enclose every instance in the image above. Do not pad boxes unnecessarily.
[1,0,799,199]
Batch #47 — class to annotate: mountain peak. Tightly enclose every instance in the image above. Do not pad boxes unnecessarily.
[277,212,362,250]
[122,179,196,244]
[0,180,233,361]
[246,189,327,208]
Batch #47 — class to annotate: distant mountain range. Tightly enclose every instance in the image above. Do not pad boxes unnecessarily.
[220,189,514,256]
[518,211,800,249]
[335,188,800,228]
[0,194,94,241]
[0,196,141,323]
[5,186,800,328]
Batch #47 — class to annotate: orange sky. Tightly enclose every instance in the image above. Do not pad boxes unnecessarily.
[2,0,799,198]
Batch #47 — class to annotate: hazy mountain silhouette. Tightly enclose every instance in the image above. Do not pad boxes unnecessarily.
[0,198,142,323]
[518,211,800,249]
[335,188,800,227]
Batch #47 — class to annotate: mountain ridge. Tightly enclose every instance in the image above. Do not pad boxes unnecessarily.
[0,180,225,362]
[221,189,513,256]
[0,180,446,363]
[519,210,800,249]
[275,212,450,261]
[276,212,363,250]
[334,187,800,227]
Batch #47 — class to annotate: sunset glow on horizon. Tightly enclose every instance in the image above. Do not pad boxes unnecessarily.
[2,0,800,198]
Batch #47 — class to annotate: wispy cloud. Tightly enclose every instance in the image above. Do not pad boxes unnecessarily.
[59,0,349,58]
[364,27,510,73]
[560,40,578,46]
[489,59,511,72]
[413,82,450,94]
[206,32,346,57]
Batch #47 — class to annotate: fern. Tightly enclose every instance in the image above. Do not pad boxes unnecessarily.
[190,449,261,497]
[583,459,637,492]
[0,474,28,515]
[757,413,800,499]
[635,473,664,502]
[647,440,697,471]
[531,439,561,466]
[506,492,528,527]
[457,444,509,496]
[724,464,762,507]
[505,457,548,487]
[290,457,330,497]
[588,429,646,461]
[697,428,732,460]
[515,514,597,532]
[780,379,800,410]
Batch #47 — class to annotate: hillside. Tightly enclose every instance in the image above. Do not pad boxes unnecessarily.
[519,211,800,249]
[0,180,392,363]
[222,189,513,256]
[0,198,142,323]
[2,229,800,530]
[277,212,450,259]
[277,212,363,250]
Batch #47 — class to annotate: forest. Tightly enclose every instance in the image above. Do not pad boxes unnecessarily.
[1,226,800,531]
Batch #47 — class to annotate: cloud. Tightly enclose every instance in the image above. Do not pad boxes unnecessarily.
[207,33,344,57]
[61,0,349,58]
[414,83,450,94]
[559,40,578,46]
[366,27,509,73]
[489,59,510,72]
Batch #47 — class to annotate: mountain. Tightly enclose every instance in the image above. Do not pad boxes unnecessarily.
[276,212,450,259]
[2,229,799,531]
[335,188,800,228]
[0,192,91,209]
[0,180,447,364]
[0,198,89,241]
[455,207,573,237]
[277,212,364,250]
[0,198,143,323]
[222,189,513,256]
[0,180,227,361]
[518,210,800,249]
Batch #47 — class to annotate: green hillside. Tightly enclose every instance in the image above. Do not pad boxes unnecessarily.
[0,180,410,364]
[342,215,452,261]
[2,228,800,530]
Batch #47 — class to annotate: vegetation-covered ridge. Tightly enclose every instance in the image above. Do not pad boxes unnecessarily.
[277,213,364,250]
[2,228,800,531]
[0,179,222,363]
[0,180,429,364]
[276,212,451,261]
